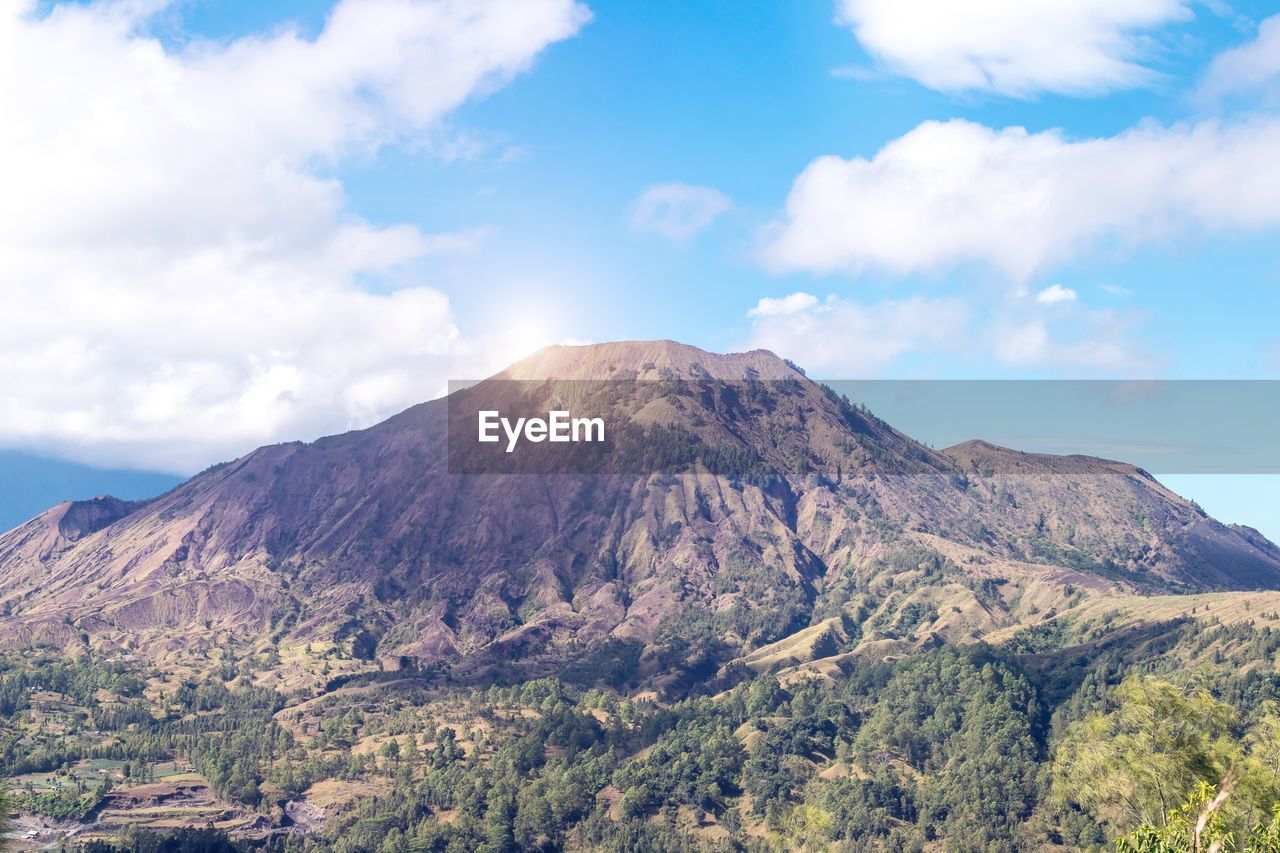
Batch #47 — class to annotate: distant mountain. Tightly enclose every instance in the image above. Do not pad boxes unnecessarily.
[0,450,180,534]
[0,341,1276,693]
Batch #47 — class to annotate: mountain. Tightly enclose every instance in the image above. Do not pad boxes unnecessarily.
[0,340,1276,693]
[0,450,181,534]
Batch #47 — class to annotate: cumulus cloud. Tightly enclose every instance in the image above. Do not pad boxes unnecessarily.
[836,0,1191,97]
[744,293,969,375]
[629,183,732,242]
[1202,13,1280,99]
[1036,284,1078,304]
[0,0,588,472]
[746,292,819,318]
[761,117,1280,280]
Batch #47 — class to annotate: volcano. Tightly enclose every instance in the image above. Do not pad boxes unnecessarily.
[1,341,1276,690]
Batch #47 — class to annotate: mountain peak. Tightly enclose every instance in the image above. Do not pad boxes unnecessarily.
[2,338,1279,683]
[497,339,804,381]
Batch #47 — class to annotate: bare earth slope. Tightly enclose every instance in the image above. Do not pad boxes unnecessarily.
[0,341,1276,687]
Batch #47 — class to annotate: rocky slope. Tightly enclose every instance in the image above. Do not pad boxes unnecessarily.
[0,341,1276,688]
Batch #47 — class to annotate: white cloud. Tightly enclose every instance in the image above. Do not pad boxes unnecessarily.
[991,309,1156,373]
[0,0,588,472]
[629,183,731,242]
[1202,13,1280,98]
[761,117,1280,280]
[1100,283,1133,297]
[745,293,969,374]
[745,290,1154,376]
[747,292,819,318]
[1036,284,1078,304]
[836,0,1191,97]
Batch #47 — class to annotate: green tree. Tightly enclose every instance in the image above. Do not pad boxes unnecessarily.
[1115,782,1234,853]
[1052,676,1238,831]
[1115,783,1280,853]
[1238,707,1280,825]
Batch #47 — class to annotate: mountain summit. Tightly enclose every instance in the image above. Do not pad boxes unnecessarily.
[497,339,806,381]
[0,341,1276,690]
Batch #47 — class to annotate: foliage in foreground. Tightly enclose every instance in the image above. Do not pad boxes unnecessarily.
[1116,784,1280,853]
[1054,676,1280,844]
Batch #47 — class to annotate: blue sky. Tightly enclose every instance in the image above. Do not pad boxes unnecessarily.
[2,0,1279,535]
[380,0,1267,358]
[153,0,1280,377]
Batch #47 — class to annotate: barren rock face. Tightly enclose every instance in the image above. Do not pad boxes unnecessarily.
[0,340,1277,682]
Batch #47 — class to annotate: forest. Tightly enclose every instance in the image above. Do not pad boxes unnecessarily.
[5,613,1280,850]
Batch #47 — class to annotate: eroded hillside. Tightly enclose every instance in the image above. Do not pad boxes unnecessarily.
[0,341,1276,695]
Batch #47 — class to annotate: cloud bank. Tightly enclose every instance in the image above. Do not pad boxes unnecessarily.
[0,0,588,471]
